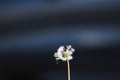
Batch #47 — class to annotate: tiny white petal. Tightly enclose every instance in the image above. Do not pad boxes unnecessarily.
[61,58,67,61]
[56,58,60,60]
[57,52,63,58]
[67,45,71,49]
[57,46,64,52]
[54,53,58,57]
[68,45,72,48]
[71,48,75,52]
[68,56,73,60]
[68,51,73,55]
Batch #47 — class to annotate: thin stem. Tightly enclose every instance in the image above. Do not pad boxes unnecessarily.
[67,59,70,80]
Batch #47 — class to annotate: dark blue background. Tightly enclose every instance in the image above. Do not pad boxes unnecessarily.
[0,0,120,80]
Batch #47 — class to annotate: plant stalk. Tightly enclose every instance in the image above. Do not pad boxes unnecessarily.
[67,59,70,80]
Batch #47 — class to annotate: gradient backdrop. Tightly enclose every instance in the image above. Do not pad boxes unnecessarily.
[0,0,120,80]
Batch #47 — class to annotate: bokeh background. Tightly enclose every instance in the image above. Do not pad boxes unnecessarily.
[0,0,120,80]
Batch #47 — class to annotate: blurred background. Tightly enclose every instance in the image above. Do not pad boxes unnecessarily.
[0,0,120,80]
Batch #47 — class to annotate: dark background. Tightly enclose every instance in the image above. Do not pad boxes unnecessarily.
[0,0,120,80]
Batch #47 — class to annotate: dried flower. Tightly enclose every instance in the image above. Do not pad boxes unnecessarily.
[54,45,75,61]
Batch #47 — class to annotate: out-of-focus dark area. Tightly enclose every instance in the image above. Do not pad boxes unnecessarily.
[0,0,120,80]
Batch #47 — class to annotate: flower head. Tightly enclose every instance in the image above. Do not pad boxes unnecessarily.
[54,45,75,61]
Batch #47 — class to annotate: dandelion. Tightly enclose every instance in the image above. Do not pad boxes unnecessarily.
[54,45,75,80]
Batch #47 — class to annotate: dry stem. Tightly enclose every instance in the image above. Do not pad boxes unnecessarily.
[67,59,70,80]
